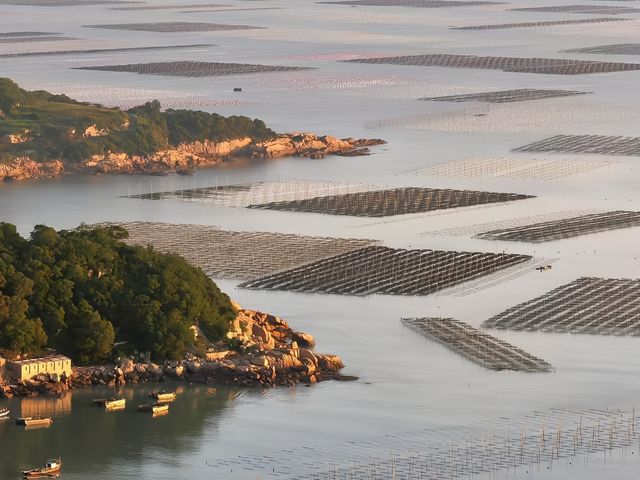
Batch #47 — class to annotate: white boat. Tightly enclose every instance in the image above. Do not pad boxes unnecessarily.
[149,391,177,403]
[0,408,9,419]
[139,403,169,414]
[93,398,126,410]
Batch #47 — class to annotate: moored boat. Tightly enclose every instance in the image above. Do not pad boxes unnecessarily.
[0,408,10,419]
[138,403,169,414]
[16,417,53,427]
[149,391,177,403]
[22,458,62,478]
[93,398,126,410]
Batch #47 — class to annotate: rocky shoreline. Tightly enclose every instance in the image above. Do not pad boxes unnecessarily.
[0,308,353,398]
[0,133,385,182]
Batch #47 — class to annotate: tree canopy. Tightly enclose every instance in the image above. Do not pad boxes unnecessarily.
[0,223,236,364]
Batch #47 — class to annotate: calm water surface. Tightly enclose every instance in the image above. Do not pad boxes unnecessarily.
[1,0,640,478]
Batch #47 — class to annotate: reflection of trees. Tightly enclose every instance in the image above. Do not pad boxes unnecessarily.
[0,383,250,478]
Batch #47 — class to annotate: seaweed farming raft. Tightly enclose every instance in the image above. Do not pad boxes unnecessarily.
[411,156,613,180]
[210,407,640,479]
[564,43,640,56]
[484,277,640,335]
[343,54,640,75]
[109,222,377,281]
[239,246,532,296]
[420,88,589,104]
[77,61,311,77]
[248,187,533,218]
[452,17,630,31]
[514,134,640,156]
[0,31,76,43]
[402,317,552,372]
[476,210,640,243]
[0,0,135,4]
[320,0,503,7]
[126,180,374,207]
[83,22,262,32]
[511,4,640,14]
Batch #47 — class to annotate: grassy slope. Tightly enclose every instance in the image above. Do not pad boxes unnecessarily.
[0,78,274,164]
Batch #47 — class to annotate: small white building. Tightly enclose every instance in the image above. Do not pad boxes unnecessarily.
[6,355,72,382]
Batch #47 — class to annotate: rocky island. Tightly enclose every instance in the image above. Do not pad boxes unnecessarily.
[1,307,348,398]
[0,78,384,182]
[0,223,348,398]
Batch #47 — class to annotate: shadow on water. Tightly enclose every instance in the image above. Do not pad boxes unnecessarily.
[0,382,249,479]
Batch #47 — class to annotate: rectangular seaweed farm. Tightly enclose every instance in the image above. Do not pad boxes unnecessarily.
[476,211,640,243]
[247,187,534,218]
[514,135,640,156]
[0,0,136,4]
[402,317,553,371]
[420,89,590,104]
[343,54,640,75]
[320,0,503,7]
[563,44,640,55]
[77,61,312,77]
[511,5,640,14]
[112,222,377,281]
[483,277,640,336]
[83,22,261,32]
[239,246,532,296]
[452,18,630,31]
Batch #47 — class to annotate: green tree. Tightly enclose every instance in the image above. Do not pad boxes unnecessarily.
[0,260,47,354]
[66,300,115,364]
[0,223,235,363]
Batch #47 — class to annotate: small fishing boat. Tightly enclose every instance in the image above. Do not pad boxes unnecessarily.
[0,408,10,419]
[138,403,169,414]
[93,398,126,410]
[152,408,169,418]
[149,390,177,403]
[22,458,62,478]
[16,417,53,427]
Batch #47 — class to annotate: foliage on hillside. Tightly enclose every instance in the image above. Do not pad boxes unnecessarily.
[0,223,236,364]
[0,78,275,164]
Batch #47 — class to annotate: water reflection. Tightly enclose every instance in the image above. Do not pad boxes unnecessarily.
[0,383,243,479]
[19,394,72,418]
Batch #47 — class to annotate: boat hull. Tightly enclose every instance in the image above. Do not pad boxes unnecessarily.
[22,461,62,478]
[149,392,176,403]
[139,403,169,414]
[16,417,53,427]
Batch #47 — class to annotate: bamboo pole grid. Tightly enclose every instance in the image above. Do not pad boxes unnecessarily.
[513,4,640,14]
[419,88,590,104]
[126,180,375,207]
[321,0,498,7]
[343,54,640,75]
[78,61,311,77]
[484,277,640,336]
[476,210,640,243]
[410,156,615,181]
[452,17,630,31]
[247,187,534,218]
[423,210,600,237]
[102,221,377,280]
[204,407,640,479]
[402,317,553,372]
[84,22,261,32]
[239,246,532,296]
[564,44,640,56]
[514,135,640,156]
